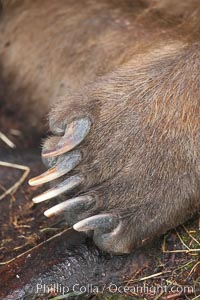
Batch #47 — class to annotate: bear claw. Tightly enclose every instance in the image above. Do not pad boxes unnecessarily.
[44,195,94,217]
[42,117,91,158]
[29,150,82,186]
[73,214,119,233]
[32,175,83,203]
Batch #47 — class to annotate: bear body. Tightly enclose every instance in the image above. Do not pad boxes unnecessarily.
[0,0,200,254]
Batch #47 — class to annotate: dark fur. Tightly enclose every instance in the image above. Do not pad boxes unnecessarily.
[0,0,200,253]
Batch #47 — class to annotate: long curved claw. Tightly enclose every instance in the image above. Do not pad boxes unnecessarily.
[29,167,59,186]
[73,214,119,232]
[42,117,91,158]
[32,175,83,203]
[29,151,81,186]
[44,195,94,217]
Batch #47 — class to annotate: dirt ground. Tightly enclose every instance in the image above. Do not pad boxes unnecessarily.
[0,109,200,300]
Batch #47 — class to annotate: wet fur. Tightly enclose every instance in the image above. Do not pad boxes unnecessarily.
[0,0,200,253]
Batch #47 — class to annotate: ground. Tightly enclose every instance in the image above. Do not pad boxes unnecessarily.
[0,108,200,300]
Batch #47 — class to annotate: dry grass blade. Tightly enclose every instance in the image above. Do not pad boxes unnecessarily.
[191,295,200,300]
[182,224,200,247]
[162,234,200,254]
[0,161,30,200]
[0,228,70,265]
[0,131,16,148]
[128,271,171,283]
[187,261,200,278]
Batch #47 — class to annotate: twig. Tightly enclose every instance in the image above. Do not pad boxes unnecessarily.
[173,260,195,272]
[130,271,171,283]
[0,161,30,200]
[163,249,200,253]
[161,292,187,300]
[0,131,16,148]
[162,234,200,253]
[0,228,71,265]
[191,295,200,300]
[154,291,165,300]
[187,261,200,278]
[182,224,200,247]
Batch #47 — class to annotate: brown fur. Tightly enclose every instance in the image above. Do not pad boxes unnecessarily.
[0,0,199,253]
